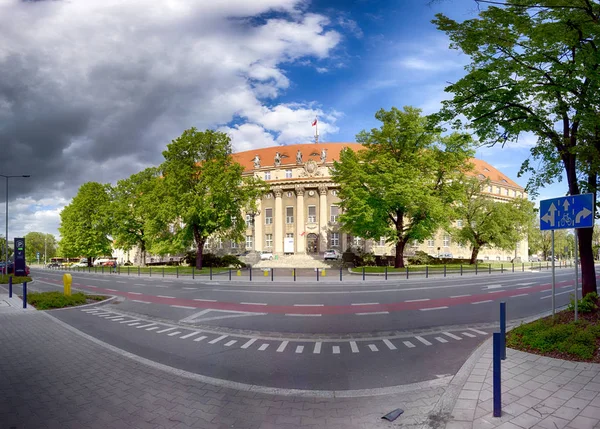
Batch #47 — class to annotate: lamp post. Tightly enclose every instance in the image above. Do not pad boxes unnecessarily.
[1,174,30,276]
[247,209,260,253]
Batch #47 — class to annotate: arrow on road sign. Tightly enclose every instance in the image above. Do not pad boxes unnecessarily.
[563,199,570,211]
[541,203,557,227]
[576,207,592,224]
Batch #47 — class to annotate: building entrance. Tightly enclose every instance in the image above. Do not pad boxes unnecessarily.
[306,233,319,254]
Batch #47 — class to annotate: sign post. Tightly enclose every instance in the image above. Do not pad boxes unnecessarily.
[13,237,26,277]
[540,194,594,320]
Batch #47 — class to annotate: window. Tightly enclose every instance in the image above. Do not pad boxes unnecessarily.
[505,188,509,196]
[286,233,294,238]
[308,205,316,222]
[217,238,223,249]
[331,190,337,196]
[265,193,272,199]
[507,256,512,261]
[330,205,339,223]
[285,169,292,178]
[245,214,252,227]
[379,237,386,246]
[287,191,293,198]
[496,186,501,194]
[204,241,210,249]
[457,220,463,227]
[264,171,271,180]
[286,206,294,224]
[488,185,493,193]
[265,234,273,248]
[443,234,450,247]
[427,239,434,247]
[231,241,237,249]
[331,232,339,246]
[246,235,253,249]
[353,236,362,247]
[265,208,273,225]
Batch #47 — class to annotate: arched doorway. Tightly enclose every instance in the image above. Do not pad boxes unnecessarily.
[306,233,319,254]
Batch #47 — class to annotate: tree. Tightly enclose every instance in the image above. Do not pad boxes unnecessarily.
[452,178,535,263]
[0,236,12,260]
[332,106,474,268]
[109,168,161,266]
[433,1,600,295]
[24,232,57,264]
[58,182,113,265]
[157,128,267,269]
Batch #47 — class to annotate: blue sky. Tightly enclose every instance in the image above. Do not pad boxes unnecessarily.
[0,0,573,238]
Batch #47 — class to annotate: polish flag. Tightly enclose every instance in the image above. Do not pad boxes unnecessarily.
[300,231,306,236]
[312,118,317,126]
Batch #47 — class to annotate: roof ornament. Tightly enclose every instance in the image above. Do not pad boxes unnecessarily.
[296,150,303,164]
[320,148,327,164]
[274,152,282,167]
[252,155,260,169]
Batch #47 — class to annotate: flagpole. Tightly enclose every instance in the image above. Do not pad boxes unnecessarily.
[315,117,318,144]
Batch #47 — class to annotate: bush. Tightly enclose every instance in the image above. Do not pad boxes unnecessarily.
[185,251,244,268]
[220,254,245,268]
[568,292,598,313]
[408,251,436,265]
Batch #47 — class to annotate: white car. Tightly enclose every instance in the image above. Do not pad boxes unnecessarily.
[93,258,110,266]
[324,249,341,260]
[72,262,87,268]
[260,251,274,260]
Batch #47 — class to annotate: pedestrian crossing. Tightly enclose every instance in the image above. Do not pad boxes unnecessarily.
[79,307,489,355]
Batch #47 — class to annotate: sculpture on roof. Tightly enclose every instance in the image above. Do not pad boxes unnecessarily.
[296,149,303,164]
[320,148,327,164]
[274,151,282,167]
[252,155,260,169]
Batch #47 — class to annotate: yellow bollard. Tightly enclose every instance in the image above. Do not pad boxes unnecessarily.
[264,269,269,277]
[321,269,326,277]
[236,269,241,276]
[292,269,295,277]
[63,273,72,296]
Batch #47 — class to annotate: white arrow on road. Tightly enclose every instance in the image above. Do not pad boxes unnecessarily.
[563,199,570,211]
[576,207,592,224]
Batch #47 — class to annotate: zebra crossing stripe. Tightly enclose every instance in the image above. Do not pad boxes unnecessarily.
[180,331,201,339]
[258,344,269,351]
[120,319,139,324]
[241,338,257,349]
[194,336,208,342]
[224,340,237,347]
[146,327,159,331]
[462,332,476,338]
[209,335,228,344]
[468,328,488,335]
[443,332,462,340]
[295,345,304,354]
[414,336,432,346]
[403,341,415,348]
[128,322,141,326]
[368,344,379,352]
[383,339,397,350]
[277,341,289,353]
[350,341,359,353]
[313,342,322,354]
[156,327,176,334]
[136,323,156,329]
[110,318,126,322]
[435,337,448,343]
[167,331,181,336]
[333,346,340,354]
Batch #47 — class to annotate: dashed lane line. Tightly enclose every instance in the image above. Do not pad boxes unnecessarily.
[240,302,267,305]
[193,299,216,302]
[284,314,322,317]
[106,289,117,292]
[420,306,448,311]
[405,298,430,302]
[510,294,528,298]
[129,292,142,295]
[450,295,470,298]
[356,311,389,316]
[472,300,493,305]
[293,304,324,307]
[351,302,379,305]
[171,305,196,309]
[276,341,289,353]
[131,300,151,304]
[157,295,175,299]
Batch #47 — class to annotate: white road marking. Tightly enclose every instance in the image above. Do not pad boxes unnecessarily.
[450,294,470,298]
[170,305,196,309]
[120,319,139,324]
[415,336,432,346]
[510,294,529,298]
[117,281,127,284]
[224,340,237,347]
[284,314,322,317]
[313,342,322,354]
[94,312,113,316]
[351,302,379,305]
[472,300,493,305]
[110,318,126,322]
[81,309,99,312]
[383,339,397,350]
[128,292,142,295]
[484,285,502,289]
[104,315,123,320]
[350,341,359,353]
[106,289,117,291]
[541,290,573,299]
[468,328,488,335]
[194,336,208,342]
[420,306,448,311]
[128,322,141,326]
[487,290,503,294]
[258,344,269,351]
[136,323,156,329]
[516,282,535,286]
[295,345,304,354]
[293,304,324,307]
[517,286,531,290]
[462,332,476,338]
[180,332,201,339]
[209,335,228,344]
[131,300,151,304]
[157,295,175,299]
[146,327,159,331]
[134,284,145,286]
[241,338,257,349]
[276,341,289,352]
[183,287,197,290]
[241,302,268,305]
[403,341,415,348]
[167,331,181,336]
[368,344,379,352]
[156,327,176,334]
[333,346,340,354]
[356,311,389,316]
[193,299,217,302]
[405,298,430,302]
[435,337,448,343]
[443,332,462,340]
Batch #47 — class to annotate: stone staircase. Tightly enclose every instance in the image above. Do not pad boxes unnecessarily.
[251,254,343,269]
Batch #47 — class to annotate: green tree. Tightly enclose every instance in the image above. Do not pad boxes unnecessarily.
[58,182,113,265]
[433,1,600,295]
[156,128,267,269]
[24,232,57,264]
[452,178,535,263]
[109,168,161,266]
[0,236,12,260]
[332,106,474,268]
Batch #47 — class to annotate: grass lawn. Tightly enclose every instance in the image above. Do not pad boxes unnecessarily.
[26,291,108,310]
[350,262,550,273]
[0,275,32,284]
[507,293,600,362]
[67,265,231,275]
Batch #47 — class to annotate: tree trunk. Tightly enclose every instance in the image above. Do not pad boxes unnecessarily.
[579,228,597,297]
[140,241,146,267]
[192,225,205,270]
[394,240,406,268]
[87,256,92,267]
[469,244,480,265]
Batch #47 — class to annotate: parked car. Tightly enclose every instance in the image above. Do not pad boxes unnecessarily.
[72,262,87,268]
[323,249,341,260]
[1,263,30,276]
[102,261,116,267]
[46,262,61,268]
[93,258,110,266]
[260,251,274,260]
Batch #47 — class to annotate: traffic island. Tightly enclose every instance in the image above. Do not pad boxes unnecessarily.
[0,275,32,284]
[25,291,108,310]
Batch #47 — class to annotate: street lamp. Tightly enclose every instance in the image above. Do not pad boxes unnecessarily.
[1,174,30,276]
[246,209,261,253]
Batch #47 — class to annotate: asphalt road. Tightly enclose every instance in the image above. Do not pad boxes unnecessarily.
[22,266,594,391]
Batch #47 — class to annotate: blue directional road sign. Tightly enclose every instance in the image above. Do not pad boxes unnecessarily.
[540,193,594,230]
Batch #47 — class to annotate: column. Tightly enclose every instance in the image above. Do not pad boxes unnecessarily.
[254,199,262,252]
[318,184,328,252]
[295,186,305,254]
[274,187,283,255]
